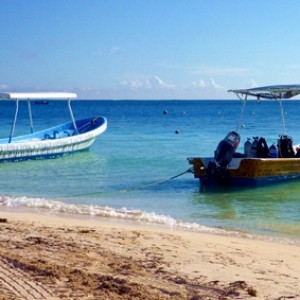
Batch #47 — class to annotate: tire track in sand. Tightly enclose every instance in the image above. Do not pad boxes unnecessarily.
[0,258,56,300]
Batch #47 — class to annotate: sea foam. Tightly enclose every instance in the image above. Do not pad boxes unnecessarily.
[0,195,217,232]
[1,195,299,245]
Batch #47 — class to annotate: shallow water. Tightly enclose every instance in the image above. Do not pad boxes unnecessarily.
[1,99,300,242]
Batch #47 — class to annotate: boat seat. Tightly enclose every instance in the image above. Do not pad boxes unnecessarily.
[43,129,75,140]
[51,130,75,139]
[64,130,75,136]
[228,158,243,169]
[44,133,51,140]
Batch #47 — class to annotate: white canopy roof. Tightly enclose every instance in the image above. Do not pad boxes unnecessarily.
[228,85,300,99]
[0,92,77,100]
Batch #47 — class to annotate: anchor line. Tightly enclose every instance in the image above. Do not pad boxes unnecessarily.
[168,167,194,179]
[66,167,194,198]
[124,167,194,192]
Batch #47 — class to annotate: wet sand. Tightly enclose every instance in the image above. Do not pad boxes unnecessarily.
[0,211,299,299]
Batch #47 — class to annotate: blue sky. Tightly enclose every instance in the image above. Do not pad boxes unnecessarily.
[1,0,300,99]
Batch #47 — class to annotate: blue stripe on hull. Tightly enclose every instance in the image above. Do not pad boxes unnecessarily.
[199,174,300,188]
[0,148,89,163]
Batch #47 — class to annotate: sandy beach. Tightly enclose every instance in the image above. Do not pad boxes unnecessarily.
[0,211,299,300]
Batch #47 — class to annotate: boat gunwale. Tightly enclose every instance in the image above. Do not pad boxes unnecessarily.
[0,117,107,147]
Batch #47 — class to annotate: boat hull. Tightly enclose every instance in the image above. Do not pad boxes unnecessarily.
[0,117,107,162]
[188,156,300,188]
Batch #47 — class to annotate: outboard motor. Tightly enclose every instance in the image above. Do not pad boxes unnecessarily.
[206,131,241,185]
[214,131,241,167]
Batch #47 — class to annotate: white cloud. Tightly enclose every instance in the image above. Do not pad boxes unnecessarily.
[120,79,144,90]
[116,77,232,99]
[248,79,259,88]
[110,46,123,54]
[190,79,225,90]
[120,76,175,91]
[209,78,224,90]
[93,46,124,55]
[191,79,207,88]
[0,84,8,90]
[147,76,175,89]
[228,79,259,91]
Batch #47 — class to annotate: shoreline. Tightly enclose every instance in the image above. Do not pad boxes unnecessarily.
[2,196,300,247]
[3,203,300,246]
[0,210,299,299]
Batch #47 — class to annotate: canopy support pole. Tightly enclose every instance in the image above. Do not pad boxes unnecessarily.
[236,94,247,132]
[279,94,287,135]
[68,99,78,134]
[9,99,19,143]
[27,99,34,133]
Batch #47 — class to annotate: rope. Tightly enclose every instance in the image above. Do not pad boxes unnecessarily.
[124,167,194,192]
[67,167,194,198]
[65,120,193,198]
[169,167,194,179]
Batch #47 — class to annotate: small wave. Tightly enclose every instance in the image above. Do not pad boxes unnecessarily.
[1,195,299,245]
[0,195,219,233]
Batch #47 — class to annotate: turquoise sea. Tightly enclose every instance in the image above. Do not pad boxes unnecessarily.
[1,99,300,243]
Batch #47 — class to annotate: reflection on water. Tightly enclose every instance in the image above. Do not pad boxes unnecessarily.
[190,181,300,237]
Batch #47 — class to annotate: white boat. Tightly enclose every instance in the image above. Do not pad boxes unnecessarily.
[0,92,107,162]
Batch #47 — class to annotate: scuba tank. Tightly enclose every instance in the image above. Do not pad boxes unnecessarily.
[269,143,278,158]
[251,136,259,158]
[257,137,269,158]
[244,138,252,157]
[278,135,295,158]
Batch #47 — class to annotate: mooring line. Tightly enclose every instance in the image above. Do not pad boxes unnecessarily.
[123,167,194,192]
[66,167,193,198]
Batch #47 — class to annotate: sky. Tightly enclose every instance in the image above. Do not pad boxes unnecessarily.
[1,0,300,99]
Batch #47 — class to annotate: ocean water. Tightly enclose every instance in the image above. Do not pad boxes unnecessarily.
[1,99,300,243]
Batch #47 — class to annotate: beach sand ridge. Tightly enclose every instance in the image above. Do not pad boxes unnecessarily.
[0,212,299,299]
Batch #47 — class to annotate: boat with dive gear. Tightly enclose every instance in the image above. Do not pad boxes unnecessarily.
[0,92,107,162]
[188,85,300,188]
